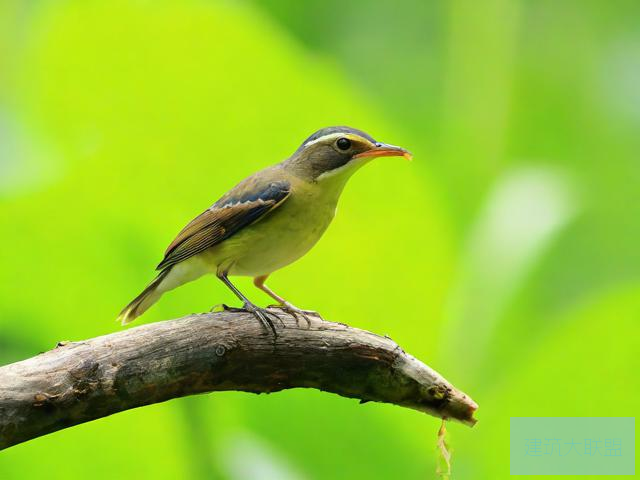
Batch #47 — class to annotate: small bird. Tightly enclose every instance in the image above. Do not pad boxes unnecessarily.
[117,126,411,332]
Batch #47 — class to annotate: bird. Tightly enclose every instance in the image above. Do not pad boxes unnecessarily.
[117,126,412,333]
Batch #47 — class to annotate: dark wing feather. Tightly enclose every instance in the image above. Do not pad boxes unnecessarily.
[157,179,290,271]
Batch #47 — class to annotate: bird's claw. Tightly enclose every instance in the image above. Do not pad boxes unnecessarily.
[212,303,282,335]
[267,303,319,328]
[244,302,283,335]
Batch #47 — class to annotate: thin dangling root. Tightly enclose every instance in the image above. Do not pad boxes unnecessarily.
[436,418,451,479]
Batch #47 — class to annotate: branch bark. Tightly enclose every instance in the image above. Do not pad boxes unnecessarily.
[0,311,478,450]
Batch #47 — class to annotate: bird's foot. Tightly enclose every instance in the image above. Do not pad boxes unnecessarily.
[244,302,284,335]
[267,302,319,328]
[211,303,282,335]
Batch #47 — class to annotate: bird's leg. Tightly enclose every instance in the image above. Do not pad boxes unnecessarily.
[217,273,282,335]
[253,275,318,327]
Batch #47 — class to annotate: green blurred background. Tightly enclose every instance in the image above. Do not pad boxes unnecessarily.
[1,0,638,478]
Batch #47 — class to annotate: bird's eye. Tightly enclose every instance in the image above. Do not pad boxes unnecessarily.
[336,137,351,151]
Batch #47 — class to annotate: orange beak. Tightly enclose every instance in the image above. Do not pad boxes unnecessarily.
[353,142,413,161]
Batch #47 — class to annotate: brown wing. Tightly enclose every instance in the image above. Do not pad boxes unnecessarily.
[156,179,290,271]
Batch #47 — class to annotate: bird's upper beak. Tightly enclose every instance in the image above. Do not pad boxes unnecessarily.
[353,142,413,161]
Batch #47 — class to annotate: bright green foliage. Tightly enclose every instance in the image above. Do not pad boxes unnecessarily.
[0,1,638,479]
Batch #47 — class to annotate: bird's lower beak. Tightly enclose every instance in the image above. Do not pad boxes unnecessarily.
[353,143,413,161]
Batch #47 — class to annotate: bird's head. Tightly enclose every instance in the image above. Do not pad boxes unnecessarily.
[284,126,412,182]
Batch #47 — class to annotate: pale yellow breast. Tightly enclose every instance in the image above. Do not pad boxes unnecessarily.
[204,177,343,277]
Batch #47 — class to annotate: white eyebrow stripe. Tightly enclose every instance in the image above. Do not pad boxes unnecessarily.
[303,132,346,147]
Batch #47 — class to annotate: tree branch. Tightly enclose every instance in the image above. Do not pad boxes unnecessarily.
[0,311,478,450]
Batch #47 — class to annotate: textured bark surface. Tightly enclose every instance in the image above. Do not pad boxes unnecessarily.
[0,311,478,450]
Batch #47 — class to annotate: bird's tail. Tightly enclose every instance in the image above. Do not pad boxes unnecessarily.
[117,269,170,325]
